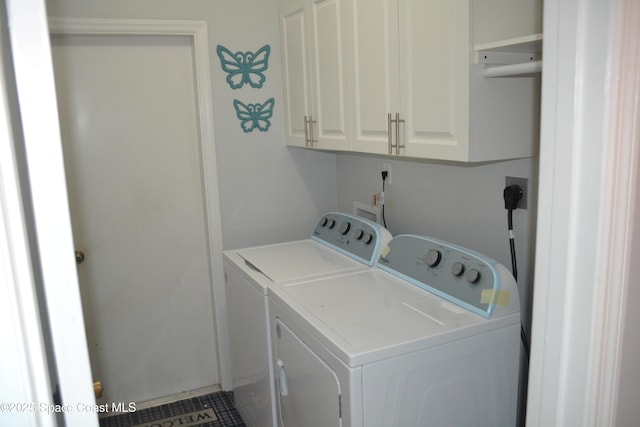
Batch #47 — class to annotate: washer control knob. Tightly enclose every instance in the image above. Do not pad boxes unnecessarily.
[354,229,364,240]
[326,218,335,229]
[466,269,481,284]
[339,221,351,235]
[451,262,465,277]
[425,249,442,267]
[320,217,328,227]
[362,233,373,244]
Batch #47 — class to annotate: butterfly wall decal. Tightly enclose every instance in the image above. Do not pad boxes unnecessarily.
[217,44,270,89]
[233,98,275,133]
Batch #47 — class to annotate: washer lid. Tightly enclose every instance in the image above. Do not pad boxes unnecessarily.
[238,240,364,283]
[271,269,491,367]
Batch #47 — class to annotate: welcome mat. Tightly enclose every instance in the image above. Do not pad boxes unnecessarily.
[130,408,217,427]
[99,391,245,427]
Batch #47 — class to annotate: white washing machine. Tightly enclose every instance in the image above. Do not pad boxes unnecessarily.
[269,234,521,427]
[223,212,392,427]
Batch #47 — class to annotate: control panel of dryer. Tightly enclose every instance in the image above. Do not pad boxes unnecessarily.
[311,212,392,266]
[377,234,518,318]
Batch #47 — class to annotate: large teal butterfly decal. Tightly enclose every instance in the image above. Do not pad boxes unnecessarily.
[217,44,270,89]
[233,98,275,133]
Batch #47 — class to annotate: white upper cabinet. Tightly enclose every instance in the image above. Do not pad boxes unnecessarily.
[281,0,313,147]
[281,0,352,150]
[280,0,542,162]
[350,0,469,159]
[397,0,469,160]
[349,0,399,154]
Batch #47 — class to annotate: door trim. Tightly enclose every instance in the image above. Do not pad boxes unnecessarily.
[527,0,640,424]
[0,2,59,424]
[587,0,640,423]
[49,18,231,390]
[5,3,98,425]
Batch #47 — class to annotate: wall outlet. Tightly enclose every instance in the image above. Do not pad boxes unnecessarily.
[505,176,528,210]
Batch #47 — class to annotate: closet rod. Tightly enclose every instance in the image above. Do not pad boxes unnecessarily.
[482,60,542,78]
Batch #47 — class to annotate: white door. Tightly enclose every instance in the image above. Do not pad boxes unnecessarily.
[274,319,341,427]
[51,32,221,404]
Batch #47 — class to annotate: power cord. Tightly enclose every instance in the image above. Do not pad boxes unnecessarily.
[503,184,530,357]
[381,171,388,228]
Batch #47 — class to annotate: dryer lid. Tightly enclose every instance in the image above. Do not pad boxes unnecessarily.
[238,240,364,283]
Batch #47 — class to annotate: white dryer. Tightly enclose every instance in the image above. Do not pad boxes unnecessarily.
[269,234,521,427]
[223,212,392,427]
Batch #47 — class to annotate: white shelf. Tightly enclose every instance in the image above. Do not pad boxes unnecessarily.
[474,33,542,53]
[474,33,542,77]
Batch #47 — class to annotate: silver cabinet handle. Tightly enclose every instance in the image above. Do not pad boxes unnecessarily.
[309,116,317,147]
[395,112,405,155]
[303,115,317,147]
[388,113,405,155]
[304,115,310,147]
[388,113,393,154]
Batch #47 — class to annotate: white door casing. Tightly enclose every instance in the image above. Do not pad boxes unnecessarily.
[0,1,62,425]
[48,18,231,401]
[527,0,640,424]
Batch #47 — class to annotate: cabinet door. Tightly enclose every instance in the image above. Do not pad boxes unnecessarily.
[349,0,400,155]
[308,0,352,151]
[281,0,314,147]
[399,0,470,160]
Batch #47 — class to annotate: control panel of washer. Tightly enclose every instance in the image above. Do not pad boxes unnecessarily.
[377,234,517,318]
[311,212,392,266]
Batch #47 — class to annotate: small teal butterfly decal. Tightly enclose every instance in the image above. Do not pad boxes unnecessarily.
[217,44,270,89]
[233,98,275,133]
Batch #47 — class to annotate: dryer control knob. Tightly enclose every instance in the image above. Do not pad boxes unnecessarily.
[425,249,442,267]
[362,233,373,244]
[339,221,351,235]
[326,219,335,229]
[354,229,364,240]
[466,269,481,284]
[451,262,465,277]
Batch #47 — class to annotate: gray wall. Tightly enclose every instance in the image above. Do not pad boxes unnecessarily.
[335,154,538,330]
[45,0,537,315]
[46,0,539,402]
[45,0,338,250]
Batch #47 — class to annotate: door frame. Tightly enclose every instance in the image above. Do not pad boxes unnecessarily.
[0,1,61,425]
[3,2,98,425]
[48,18,232,390]
[527,0,640,424]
